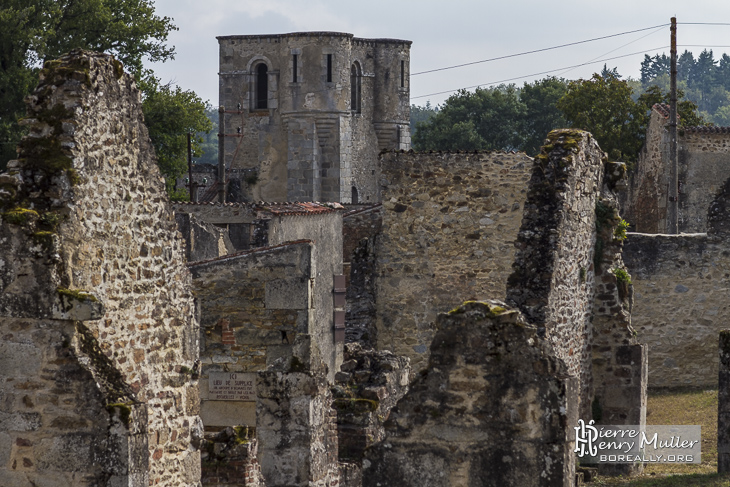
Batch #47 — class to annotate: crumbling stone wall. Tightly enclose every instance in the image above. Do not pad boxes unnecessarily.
[622,104,730,233]
[375,150,532,373]
[624,233,730,387]
[342,204,382,346]
[176,212,235,262]
[363,302,578,487]
[0,51,200,485]
[191,241,315,428]
[621,106,669,233]
[201,427,264,486]
[506,130,632,418]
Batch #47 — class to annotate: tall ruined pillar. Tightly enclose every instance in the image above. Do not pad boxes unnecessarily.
[0,51,201,486]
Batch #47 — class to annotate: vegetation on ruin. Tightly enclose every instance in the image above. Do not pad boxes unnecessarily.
[615,219,630,241]
[2,206,39,225]
[595,389,727,486]
[0,0,212,198]
[106,402,134,426]
[612,268,632,285]
[57,287,98,302]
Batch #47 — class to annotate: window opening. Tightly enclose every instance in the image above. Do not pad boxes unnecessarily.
[351,63,361,113]
[293,54,298,82]
[400,60,405,88]
[327,54,333,83]
[256,63,268,109]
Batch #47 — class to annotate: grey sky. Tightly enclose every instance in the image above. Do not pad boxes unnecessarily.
[150,0,730,107]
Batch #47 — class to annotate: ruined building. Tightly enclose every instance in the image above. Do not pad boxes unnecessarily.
[212,32,411,203]
[621,103,730,388]
[0,45,657,487]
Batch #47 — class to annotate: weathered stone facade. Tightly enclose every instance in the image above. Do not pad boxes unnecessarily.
[374,150,532,373]
[623,233,730,387]
[623,104,730,233]
[217,32,411,203]
[363,301,578,487]
[0,51,200,486]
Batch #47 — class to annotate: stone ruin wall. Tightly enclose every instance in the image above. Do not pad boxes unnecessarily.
[363,130,646,486]
[363,302,578,487]
[677,127,730,233]
[622,104,730,234]
[0,51,200,485]
[621,107,669,233]
[191,241,315,428]
[624,182,730,388]
[375,150,532,373]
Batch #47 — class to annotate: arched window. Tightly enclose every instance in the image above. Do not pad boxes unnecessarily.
[351,186,359,204]
[350,62,361,113]
[256,63,268,109]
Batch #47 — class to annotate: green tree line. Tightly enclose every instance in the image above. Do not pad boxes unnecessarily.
[411,54,722,162]
[0,0,211,197]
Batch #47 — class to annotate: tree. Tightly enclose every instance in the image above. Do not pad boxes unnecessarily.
[409,101,439,141]
[412,86,525,151]
[140,75,213,194]
[557,73,643,161]
[0,0,209,198]
[519,77,568,155]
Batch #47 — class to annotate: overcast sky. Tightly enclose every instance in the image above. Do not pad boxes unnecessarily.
[150,0,730,107]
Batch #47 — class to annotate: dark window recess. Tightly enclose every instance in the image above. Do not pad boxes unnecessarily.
[351,186,359,204]
[327,54,333,82]
[334,310,345,343]
[350,63,361,113]
[256,63,268,109]
[400,60,405,87]
[293,54,298,82]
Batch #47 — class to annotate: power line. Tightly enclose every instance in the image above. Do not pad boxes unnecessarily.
[411,24,669,76]
[411,47,669,100]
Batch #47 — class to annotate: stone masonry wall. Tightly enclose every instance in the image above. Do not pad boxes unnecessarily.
[621,107,669,233]
[0,51,200,485]
[363,302,578,487]
[506,130,610,416]
[190,241,314,428]
[375,150,532,373]
[623,233,730,387]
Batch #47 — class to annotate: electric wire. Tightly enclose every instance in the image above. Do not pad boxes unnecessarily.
[411,47,669,100]
[411,24,669,76]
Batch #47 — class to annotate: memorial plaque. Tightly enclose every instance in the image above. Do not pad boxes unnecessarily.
[208,372,256,401]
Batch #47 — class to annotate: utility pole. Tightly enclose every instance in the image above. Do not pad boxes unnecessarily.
[187,132,197,203]
[217,106,226,203]
[668,17,679,234]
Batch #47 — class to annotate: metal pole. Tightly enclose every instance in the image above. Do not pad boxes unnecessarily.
[218,106,226,203]
[668,17,679,234]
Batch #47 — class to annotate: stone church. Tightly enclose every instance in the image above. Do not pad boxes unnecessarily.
[214,32,412,203]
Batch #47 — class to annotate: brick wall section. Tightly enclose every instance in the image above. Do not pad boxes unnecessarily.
[0,51,200,485]
[375,150,532,373]
[201,428,264,486]
[363,302,578,487]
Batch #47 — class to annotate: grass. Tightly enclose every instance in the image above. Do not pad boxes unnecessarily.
[593,388,730,486]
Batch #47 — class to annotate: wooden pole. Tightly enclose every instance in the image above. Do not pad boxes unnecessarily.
[668,17,679,234]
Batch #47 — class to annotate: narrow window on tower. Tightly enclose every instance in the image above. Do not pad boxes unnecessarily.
[400,60,405,88]
[327,54,333,83]
[293,54,298,82]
